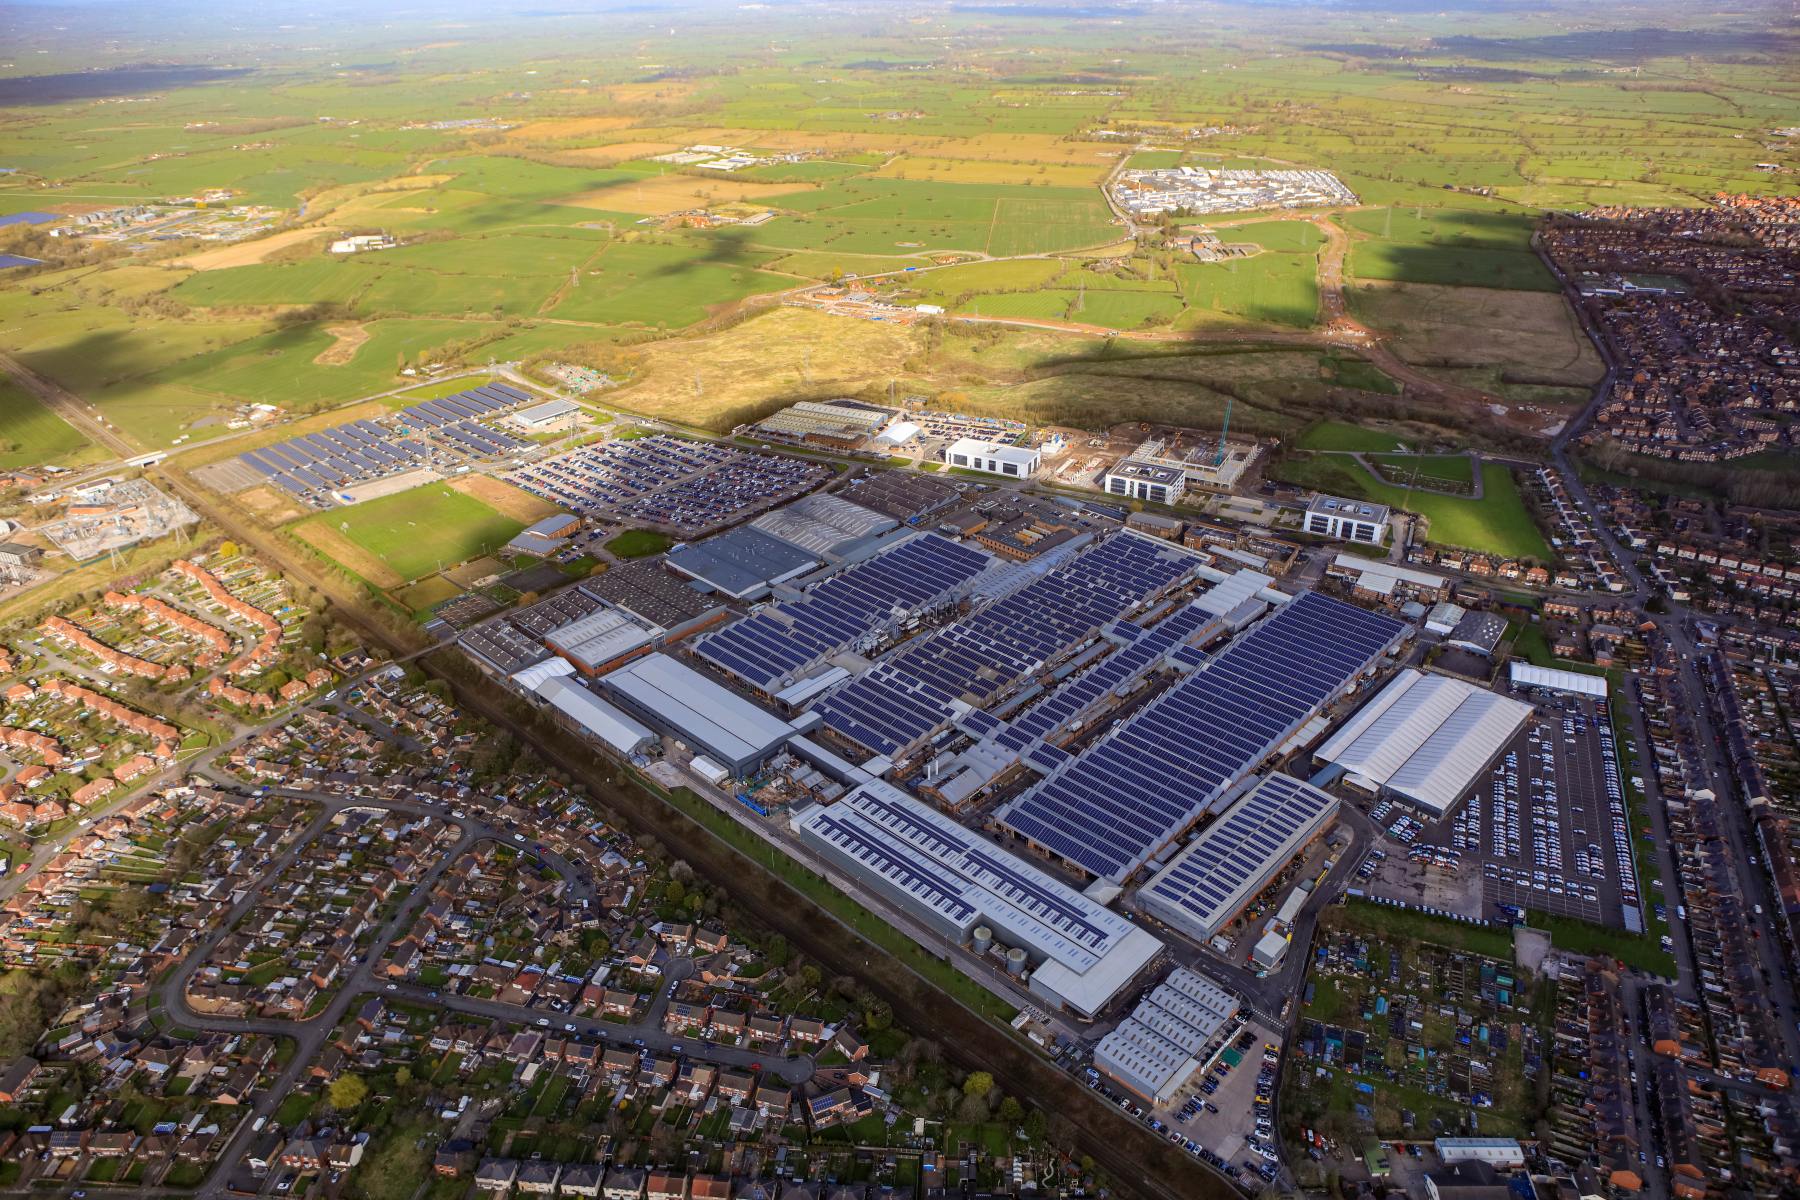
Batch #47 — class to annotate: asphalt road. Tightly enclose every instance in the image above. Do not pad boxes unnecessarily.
[151,784,812,1200]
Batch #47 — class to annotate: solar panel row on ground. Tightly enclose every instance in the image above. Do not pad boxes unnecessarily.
[237,384,529,503]
[813,533,1200,759]
[695,533,991,692]
[995,591,1405,882]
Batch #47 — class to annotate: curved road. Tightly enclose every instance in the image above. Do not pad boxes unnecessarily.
[156,785,811,1199]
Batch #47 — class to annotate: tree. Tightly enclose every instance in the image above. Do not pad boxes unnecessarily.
[961,1071,994,1099]
[395,1065,413,1087]
[327,1073,369,1111]
[996,1096,1024,1126]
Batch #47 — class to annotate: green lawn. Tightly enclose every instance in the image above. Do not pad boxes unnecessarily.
[299,483,523,582]
[1278,454,1548,559]
[1297,420,1415,453]
[604,530,672,559]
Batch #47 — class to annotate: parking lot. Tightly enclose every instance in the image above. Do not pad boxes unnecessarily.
[1156,1017,1286,1188]
[1360,690,1638,930]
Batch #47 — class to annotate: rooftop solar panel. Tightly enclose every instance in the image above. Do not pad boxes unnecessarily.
[994,592,1404,881]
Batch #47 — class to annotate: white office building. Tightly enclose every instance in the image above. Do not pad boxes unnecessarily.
[1305,494,1389,545]
[1103,459,1187,505]
[945,438,1039,480]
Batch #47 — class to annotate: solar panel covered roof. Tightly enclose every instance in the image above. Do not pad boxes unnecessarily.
[995,591,1404,881]
[1136,773,1340,940]
[813,533,1200,758]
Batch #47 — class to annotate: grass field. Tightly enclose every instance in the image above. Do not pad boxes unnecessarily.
[1369,452,1475,486]
[605,530,671,559]
[0,385,103,470]
[1297,420,1415,453]
[297,484,524,584]
[1277,454,1549,559]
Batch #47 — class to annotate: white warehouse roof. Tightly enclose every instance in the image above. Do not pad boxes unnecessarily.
[533,676,655,756]
[601,652,795,769]
[546,605,659,672]
[791,781,1162,1017]
[1092,967,1241,1103]
[1316,669,1533,815]
[1509,660,1608,699]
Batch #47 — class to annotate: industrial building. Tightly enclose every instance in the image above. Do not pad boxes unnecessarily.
[665,526,819,601]
[751,399,893,449]
[531,672,656,758]
[1433,1139,1525,1169]
[789,781,1163,1017]
[1136,774,1340,942]
[1103,459,1186,506]
[545,605,659,675]
[1508,660,1608,700]
[510,398,581,432]
[996,591,1405,883]
[1327,553,1451,604]
[944,438,1039,479]
[1446,609,1508,658]
[1305,494,1389,545]
[1091,967,1242,1104]
[695,532,990,695]
[600,653,806,778]
[505,512,581,557]
[1315,669,1534,816]
[747,493,896,560]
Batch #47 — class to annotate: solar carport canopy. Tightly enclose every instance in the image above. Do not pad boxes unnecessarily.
[996,591,1404,882]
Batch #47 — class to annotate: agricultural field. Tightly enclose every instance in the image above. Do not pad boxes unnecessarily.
[0,385,103,471]
[0,3,1790,471]
[294,484,524,585]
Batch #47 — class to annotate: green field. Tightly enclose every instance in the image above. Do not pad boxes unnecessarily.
[1278,454,1549,559]
[0,385,101,470]
[1297,420,1415,453]
[1369,452,1475,486]
[299,485,524,583]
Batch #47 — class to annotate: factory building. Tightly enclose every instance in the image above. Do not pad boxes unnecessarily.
[944,438,1039,479]
[1091,967,1241,1104]
[789,781,1163,1017]
[600,653,805,778]
[1315,669,1533,816]
[1305,494,1389,545]
[545,605,660,675]
[1104,458,1187,506]
[1136,774,1340,942]
[666,526,819,601]
[1508,660,1608,700]
[531,674,656,758]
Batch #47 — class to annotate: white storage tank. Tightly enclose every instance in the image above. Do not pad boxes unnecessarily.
[971,925,993,956]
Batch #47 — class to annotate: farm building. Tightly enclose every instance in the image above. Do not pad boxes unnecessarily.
[1135,773,1340,941]
[1314,669,1533,816]
[789,780,1163,1017]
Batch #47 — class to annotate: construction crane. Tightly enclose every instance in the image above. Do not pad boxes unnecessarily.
[1215,397,1232,465]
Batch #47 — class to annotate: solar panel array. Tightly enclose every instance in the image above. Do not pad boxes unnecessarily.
[1138,774,1339,938]
[1001,603,1216,748]
[793,782,1139,971]
[813,534,1199,759]
[995,591,1405,881]
[238,383,529,503]
[695,534,991,691]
